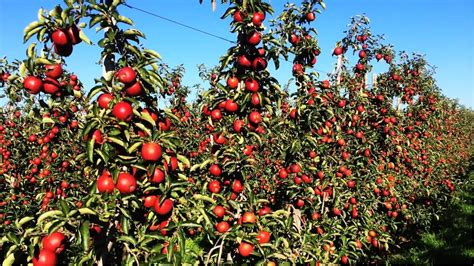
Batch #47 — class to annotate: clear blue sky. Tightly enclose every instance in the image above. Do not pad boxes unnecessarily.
[1,0,473,108]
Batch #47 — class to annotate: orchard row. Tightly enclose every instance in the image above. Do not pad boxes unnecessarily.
[0,0,472,265]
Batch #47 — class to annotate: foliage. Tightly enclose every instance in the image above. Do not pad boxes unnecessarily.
[389,157,474,265]
[0,0,473,265]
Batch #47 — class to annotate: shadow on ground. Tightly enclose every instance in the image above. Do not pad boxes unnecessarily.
[390,158,474,265]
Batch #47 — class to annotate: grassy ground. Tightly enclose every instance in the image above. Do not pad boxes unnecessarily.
[389,163,474,265]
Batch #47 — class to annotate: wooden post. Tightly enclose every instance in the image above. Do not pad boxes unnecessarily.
[364,73,368,89]
[372,73,377,88]
[336,55,342,85]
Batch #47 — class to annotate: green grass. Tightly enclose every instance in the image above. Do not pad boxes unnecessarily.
[389,164,474,265]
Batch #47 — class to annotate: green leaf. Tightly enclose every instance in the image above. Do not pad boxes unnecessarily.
[111,0,121,8]
[19,63,26,77]
[87,138,94,162]
[79,30,92,45]
[80,220,90,251]
[163,109,181,123]
[190,163,200,173]
[26,27,44,43]
[119,207,132,219]
[60,6,70,22]
[96,149,109,163]
[121,214,130,234]
[49,222,65,235]
[178,230,186,261]
[41,115,54,124]
[193,194,216,204]
[108,136,127,148]
[199,158,214,171]
[16,216,34,227]
[82,120,98,137]
[134,123,152,138]
[118,235,137,246]
[123,29,145,39]
[78,208,97,216]
[272,209,289,218]
[0,236,8,245]
[220,7,236,19]
[117,15,134,25]
[78,253,92,265]
[6,233,19,245]
[177,154,190,168]
[34,57,54,66]
[248,131,262,146]
[37,210,63,224]
[67,210,78,217]
[49,5,62,18]
[23,21,42,41]
[73,90,83,99]
[2,253,15,266]
[89,15,102,28]
[140,110,157,127]
[124,128,130,142]
[59,200,70,216]
[144,49,161,59]
[127,141,143,154]
[198,208,212,226]
[27,43,36,58]
[177,173,188,181]
[37,8,44,22]
[178,223,202,228]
